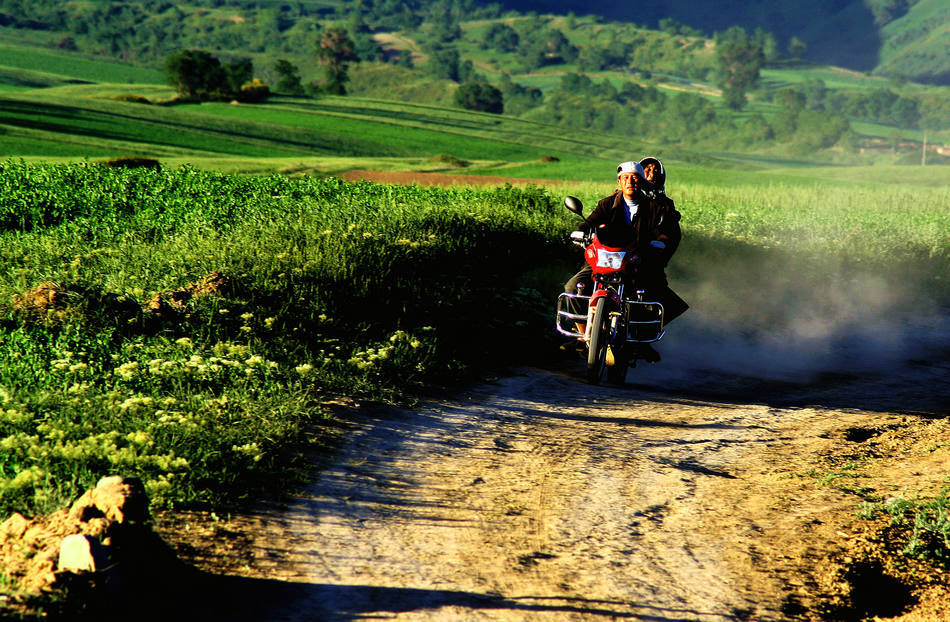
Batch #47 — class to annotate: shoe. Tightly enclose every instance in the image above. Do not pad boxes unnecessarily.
[633,343,661,363]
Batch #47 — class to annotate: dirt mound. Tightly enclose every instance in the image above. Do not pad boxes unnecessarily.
[0,476,188,618]
[10,273,235,326]
[11,282,140,326]
[0,510,73,596]
[146,271,234,318]
[426,154,469,168]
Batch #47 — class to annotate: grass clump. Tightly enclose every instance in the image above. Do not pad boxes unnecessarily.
[860,489,950,567]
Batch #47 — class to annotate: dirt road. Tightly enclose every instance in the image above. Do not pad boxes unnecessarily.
[194,318,949,621]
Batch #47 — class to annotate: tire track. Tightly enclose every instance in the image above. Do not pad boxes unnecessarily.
[227,368,835,621]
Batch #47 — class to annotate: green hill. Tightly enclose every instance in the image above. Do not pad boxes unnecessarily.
[0,85,681,175]
[496,0,950,85]
[875,0,950,84]
[0,0,948,169]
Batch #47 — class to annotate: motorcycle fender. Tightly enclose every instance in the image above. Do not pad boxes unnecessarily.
[588,289,608,308]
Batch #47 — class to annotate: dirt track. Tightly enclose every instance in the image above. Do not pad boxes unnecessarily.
[189,323,949,621]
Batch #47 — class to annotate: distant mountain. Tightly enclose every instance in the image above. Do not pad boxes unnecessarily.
[493,0,950,84]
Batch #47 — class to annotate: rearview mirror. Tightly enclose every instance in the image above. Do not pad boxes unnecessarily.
[564,196,584,217]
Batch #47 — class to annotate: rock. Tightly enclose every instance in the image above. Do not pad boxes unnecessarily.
[82,517,110,539]
[58,534,109,573]
[1,512,29,540]
[93,476,149,524]
[68,489,103,523]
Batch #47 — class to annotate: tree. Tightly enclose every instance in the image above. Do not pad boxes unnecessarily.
[753,28,778,64]
[165,49,225,99]
[917,96,950,165]
[274,59,304,95]
[349,14,384,62]
[426,46,460,81]
[427,0,461,43]
[498,73,542,114]
[482,23,519,52]
[516,27,577,71]
[315,27,358,95]
[714,26,763,111]
[788,36,807,60]
[224,59,253,95]
[577,44,625,72]
[455,81,503,113]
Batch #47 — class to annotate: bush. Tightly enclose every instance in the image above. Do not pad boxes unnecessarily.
[111,94,152,105]
[455,81,503,114]
[239,78,270,102]
[100,157,161,171]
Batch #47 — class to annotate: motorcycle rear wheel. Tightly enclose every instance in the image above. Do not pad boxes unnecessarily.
[586,297,609,384]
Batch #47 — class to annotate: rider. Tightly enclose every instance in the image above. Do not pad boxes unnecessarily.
[563,160,686,362]
[640,157,676,234]
[638,156,687,326]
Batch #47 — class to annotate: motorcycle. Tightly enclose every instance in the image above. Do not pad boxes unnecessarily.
[556,196,666,384]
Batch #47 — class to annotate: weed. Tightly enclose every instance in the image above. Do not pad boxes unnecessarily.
[859,488,950,567]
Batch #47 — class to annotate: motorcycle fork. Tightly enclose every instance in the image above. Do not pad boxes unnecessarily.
[588,284,626,346]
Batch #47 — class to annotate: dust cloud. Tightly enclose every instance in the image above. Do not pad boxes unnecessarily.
[658,248,949,383]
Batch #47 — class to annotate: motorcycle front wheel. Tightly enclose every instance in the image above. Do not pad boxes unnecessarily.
[606,345,628,384]
[586,296,609,384]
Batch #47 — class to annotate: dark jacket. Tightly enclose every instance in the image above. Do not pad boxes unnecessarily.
[580,190,681,270]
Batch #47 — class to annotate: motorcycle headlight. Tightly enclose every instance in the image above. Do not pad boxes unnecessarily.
[596,249,625,269]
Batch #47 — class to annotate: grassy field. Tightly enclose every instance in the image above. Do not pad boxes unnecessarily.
[0,86,697,170]
[0,42,163,84]
[0,163,570,520]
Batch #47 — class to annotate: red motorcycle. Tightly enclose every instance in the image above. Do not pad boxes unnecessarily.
[556,196,666,384]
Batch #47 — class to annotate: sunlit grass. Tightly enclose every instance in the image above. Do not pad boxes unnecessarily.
[0,162,566,518]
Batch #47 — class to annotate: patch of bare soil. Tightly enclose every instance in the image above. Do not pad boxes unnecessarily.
[336,170,555,188]
[147,349,948,621]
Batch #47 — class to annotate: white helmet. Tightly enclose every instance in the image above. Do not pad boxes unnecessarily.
[616,161,645,179]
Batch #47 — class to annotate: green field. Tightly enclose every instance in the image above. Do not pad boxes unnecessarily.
[0,42,164,84]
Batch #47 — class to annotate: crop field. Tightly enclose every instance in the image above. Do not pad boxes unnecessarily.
[0,88,683,172]
[0,42,163,85]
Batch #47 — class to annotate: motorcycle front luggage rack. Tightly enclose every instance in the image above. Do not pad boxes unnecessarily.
[556,293,665,343]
